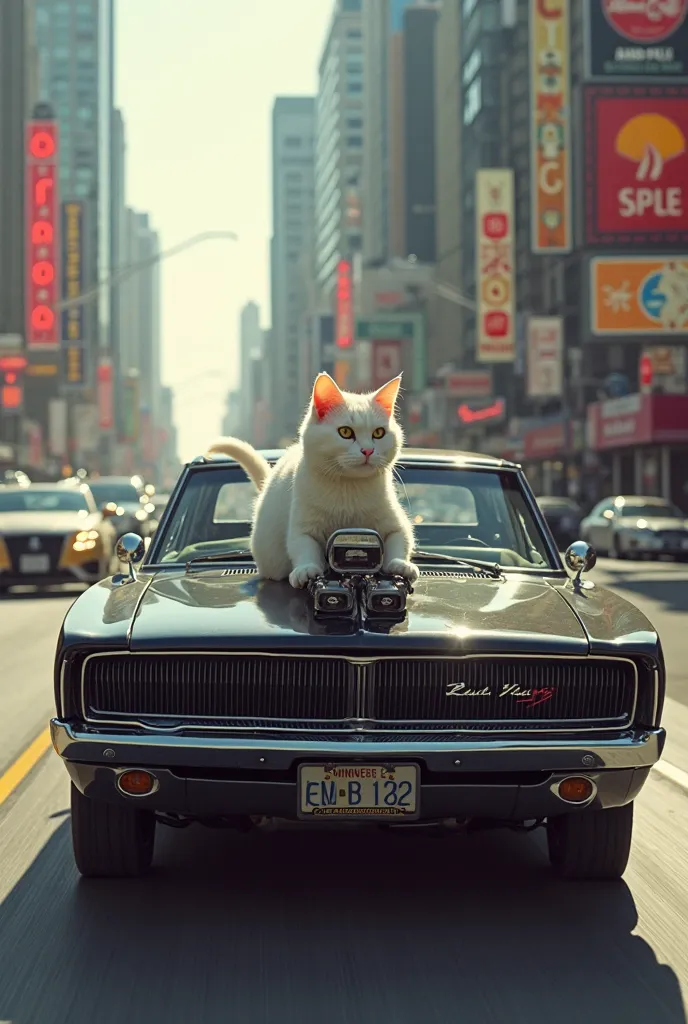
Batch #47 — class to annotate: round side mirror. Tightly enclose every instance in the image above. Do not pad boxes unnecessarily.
[116,532,146,565]
[564,540,597,580]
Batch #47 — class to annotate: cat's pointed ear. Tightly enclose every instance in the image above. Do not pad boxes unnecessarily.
[312,372,345,420]
[373,374,402,417]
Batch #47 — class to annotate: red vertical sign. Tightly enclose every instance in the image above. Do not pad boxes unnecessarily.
[25,120,60,350]
[97,359,114,430]
[335,259,353,348]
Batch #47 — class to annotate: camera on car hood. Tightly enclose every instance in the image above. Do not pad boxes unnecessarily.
[310,529,411,619]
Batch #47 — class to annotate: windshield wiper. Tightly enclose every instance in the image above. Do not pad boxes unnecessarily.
[412,550,504,578]
[185,550,253,572]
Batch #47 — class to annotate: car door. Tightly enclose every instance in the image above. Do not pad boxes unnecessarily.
[584,499,616,551]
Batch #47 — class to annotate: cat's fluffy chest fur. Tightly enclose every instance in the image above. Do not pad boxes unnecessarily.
[207,372,419,589]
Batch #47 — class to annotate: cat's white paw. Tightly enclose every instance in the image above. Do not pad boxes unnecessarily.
[384,559,420,583]
[289,563,325,589]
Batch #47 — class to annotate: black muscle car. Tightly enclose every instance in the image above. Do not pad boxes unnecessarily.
[50,450,666,881]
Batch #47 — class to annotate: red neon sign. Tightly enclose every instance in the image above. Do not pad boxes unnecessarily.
[335,259,353,348]
[25,120,59,349]
[457,398,505,424]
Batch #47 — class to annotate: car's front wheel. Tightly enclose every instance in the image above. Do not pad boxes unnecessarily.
[71,783,156,878]
[546,802,633,880]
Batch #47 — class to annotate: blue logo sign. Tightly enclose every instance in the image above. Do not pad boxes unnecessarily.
[638,271,666,323]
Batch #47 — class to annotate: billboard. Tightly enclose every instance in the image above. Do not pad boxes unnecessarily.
[526,317,564,397]
[590,256,688,334]
[371,340,402,390]
[584,84,688,247]
[585,0,688,80]
[25,119,59,350]
[61,201,87,386]
[475,168,515,362]
[530,0,572,253]
[97,359,114,430]
[444,370,493,398]
[335,259,353,348]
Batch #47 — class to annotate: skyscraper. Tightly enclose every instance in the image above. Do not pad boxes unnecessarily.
[361,0,413,265]
[269,96,316,443]
[314,0,364,297]
[33,0,114,351]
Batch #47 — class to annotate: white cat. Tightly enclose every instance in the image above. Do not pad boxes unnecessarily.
[207,372,419,589]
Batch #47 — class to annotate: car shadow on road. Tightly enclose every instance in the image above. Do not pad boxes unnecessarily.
[0,818,685,1024]
[598,567,688,616]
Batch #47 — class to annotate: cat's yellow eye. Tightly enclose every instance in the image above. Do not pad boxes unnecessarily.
[338,426,355,439]
[372,427,386,439]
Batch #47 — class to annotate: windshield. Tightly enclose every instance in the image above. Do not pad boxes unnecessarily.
[88,482,140,505]
[0,489,90,513]
[619,503,683,518]
[149,464,554,570]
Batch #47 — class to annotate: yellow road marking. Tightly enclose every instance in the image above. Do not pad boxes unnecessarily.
[0,727,53,808]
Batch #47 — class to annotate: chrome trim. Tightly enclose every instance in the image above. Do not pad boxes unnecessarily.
[651,665,660,726]
[77,650,640,737]
[550,776,598,807]
[50,719,665,770]
[115,766,160,798]
[59,659,68,720]
[125,574,155,645]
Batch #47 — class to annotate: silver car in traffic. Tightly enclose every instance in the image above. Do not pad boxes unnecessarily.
[580,495,688,560]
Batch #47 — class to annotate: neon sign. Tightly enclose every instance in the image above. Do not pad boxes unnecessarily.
[457,398,506,424]
[25,120,59,349]
[335,259,353,348]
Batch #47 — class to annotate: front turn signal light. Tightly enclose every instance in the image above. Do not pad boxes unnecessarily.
[0,536,11,571]
[557,777,594,803]
[117,770,157,796]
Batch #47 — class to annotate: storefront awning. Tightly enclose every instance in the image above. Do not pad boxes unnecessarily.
[587,393,688,451]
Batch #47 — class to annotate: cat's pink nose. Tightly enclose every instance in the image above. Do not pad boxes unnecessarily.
[361,448,374,459]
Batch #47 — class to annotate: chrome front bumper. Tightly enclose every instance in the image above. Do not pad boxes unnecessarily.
[50,720,665,821]
[50,719,665,773]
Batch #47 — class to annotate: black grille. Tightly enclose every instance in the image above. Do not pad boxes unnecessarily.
[4,534,65,570]
[81,653,637,734]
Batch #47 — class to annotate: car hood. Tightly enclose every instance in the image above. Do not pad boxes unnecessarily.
[617,517,688,531]
[0,510,96,535]
[56,567,656,659]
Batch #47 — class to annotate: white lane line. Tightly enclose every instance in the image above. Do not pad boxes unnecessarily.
[653,759,688,793]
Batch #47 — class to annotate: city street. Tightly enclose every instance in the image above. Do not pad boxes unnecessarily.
[1,560,688,1023]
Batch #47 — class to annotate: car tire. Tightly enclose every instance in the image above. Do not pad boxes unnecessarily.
[546,802,633,881]
[70,783,156,878]
[608,535,625,560]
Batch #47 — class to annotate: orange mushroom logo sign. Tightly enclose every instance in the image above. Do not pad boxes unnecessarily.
[585,86,688,244]
[615,114,685,181]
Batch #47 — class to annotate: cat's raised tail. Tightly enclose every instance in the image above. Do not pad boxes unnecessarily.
[205,437,271,491]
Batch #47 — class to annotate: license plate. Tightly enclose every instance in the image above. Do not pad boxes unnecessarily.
[298,763,419,819]
[19,554,50,574]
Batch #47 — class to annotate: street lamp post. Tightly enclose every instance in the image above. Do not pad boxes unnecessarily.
[55,230,238,475]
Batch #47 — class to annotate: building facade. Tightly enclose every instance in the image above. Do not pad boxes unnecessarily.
[118,209,161,450]
[402,3,439,264]
[269,96,316,442]
[314,0,364,300]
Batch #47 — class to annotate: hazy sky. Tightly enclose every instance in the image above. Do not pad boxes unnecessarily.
[115,0,331,462]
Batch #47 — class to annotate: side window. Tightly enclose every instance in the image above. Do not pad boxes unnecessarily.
[591,500,614,518]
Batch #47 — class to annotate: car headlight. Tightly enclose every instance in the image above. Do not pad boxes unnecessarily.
[73,529,100,552]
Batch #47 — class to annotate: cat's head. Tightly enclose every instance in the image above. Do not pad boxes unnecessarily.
[300,372,404,479]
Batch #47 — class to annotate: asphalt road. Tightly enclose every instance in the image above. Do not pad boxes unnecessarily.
[1,560,687,1024]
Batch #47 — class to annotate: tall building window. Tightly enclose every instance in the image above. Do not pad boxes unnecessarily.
[346,135,363,147]
[347,82,363,94]
[284,136,302,148]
